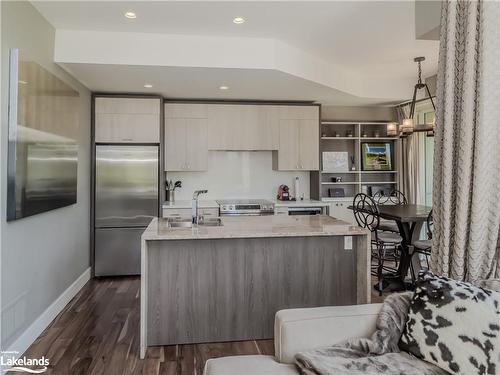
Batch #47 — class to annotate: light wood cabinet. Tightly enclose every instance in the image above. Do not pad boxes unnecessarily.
[276,119,300,170]
[165,103,207,119]
[94,97,160,143]
[163,103,318,171]
[165,104,208,171]
[207,104,279,150]
[274,114,319,171]
[298,119,320,170]
[329,200,356,225]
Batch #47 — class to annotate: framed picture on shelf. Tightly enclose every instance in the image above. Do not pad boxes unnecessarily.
[361,142,393,171]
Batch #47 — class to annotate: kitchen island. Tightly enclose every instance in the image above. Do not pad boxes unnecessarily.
[140,215,370,358]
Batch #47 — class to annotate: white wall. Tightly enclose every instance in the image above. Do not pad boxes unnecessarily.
[166,151,310,201]
[1,1,91,351]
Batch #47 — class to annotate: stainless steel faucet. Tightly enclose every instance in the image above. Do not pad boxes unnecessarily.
[192,190,208,224]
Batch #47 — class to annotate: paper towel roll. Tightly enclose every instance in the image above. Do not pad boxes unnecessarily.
[294,177,300,200]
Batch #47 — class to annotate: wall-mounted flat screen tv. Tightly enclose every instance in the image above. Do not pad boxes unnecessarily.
[361,142,393,171]
[7,49,79,221]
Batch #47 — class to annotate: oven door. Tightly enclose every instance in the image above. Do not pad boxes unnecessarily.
[288,207,323,215]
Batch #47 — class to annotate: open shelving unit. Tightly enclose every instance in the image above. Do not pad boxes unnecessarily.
[310,121,401,202]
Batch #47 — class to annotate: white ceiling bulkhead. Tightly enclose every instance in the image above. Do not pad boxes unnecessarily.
[33,1,440,105]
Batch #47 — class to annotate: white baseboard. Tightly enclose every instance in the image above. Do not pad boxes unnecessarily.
[5,267,91,357]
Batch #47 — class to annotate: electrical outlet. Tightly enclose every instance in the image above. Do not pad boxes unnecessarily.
[344,236,353,250]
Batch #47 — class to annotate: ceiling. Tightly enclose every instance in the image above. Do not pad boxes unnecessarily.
[33,1,440,106]
[63,63,395,105]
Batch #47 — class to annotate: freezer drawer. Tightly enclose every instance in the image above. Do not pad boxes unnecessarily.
[94,227,144,276]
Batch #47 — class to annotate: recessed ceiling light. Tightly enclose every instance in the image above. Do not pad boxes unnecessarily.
[219,85,229,90]
[125,11,137,19]
[144,84,153,88]
[233,17,245,24]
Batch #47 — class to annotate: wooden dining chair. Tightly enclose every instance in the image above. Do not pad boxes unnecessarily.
[353,193,403,295]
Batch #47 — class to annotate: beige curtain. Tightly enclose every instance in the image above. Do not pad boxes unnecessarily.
[431,0,500,281]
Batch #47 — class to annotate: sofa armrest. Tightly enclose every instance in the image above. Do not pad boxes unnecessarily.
[274,303,382,364]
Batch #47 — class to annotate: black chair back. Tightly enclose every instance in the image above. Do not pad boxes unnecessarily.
[372,191,388,205]
[353,193,380,232]
[372,189,407,205]
[388,189,408,205]
[426,209,433,239]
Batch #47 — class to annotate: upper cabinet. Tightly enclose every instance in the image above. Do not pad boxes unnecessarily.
[94,97,161,143]
[163,102,319,172]
[274,106,320,171]
[164,103,208,171]
[207,104,279,150]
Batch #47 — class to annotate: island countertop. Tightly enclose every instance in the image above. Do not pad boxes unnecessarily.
[142,215,368,241]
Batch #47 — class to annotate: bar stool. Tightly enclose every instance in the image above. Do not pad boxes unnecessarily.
[353,193,403,295]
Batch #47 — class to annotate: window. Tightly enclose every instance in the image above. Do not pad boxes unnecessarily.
[415,102,435,207]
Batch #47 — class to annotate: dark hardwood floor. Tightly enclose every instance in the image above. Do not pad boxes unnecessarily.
[14,271,387,375]
[14,277,273,375]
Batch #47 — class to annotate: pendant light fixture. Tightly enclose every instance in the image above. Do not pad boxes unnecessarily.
[386,122,398,137]
[387,56,436,138]
[403,56,436,136]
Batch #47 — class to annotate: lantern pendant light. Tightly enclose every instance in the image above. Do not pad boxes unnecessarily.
[386,122,398,137]
[401,57,436,136]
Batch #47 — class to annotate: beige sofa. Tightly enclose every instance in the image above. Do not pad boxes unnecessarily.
[203,303,383,375]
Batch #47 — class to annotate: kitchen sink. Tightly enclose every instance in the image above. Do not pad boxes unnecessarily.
[199,218,223,227]
[166,217,223,228]
[167,220,193,228]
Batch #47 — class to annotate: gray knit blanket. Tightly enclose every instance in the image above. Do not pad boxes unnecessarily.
[295,293,449,375]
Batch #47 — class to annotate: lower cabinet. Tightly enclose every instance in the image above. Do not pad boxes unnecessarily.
[328,200,356,225]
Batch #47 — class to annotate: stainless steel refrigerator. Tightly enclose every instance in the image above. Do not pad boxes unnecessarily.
[94,145,159,276]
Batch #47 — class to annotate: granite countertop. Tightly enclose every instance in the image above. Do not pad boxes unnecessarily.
[142,215,368,241]
[272,199,329,207]
[162,200,219,209]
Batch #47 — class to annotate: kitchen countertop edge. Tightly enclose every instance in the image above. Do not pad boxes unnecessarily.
[142,216,369,241]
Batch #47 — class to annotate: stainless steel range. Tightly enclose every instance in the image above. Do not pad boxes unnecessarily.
[217,199,275,216]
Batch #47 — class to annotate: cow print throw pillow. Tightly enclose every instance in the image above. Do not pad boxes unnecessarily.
[399,271,500,375]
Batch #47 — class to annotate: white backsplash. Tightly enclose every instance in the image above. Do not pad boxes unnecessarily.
[165,151,310,201]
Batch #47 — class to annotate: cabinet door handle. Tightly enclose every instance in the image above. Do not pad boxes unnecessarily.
[122,138,133,142]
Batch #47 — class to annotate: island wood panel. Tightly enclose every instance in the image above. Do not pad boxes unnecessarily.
[146,236,357,346]
[355,234,371,304]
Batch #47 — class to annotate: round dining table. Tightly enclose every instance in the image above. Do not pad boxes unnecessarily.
[348,204,432,292]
